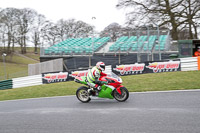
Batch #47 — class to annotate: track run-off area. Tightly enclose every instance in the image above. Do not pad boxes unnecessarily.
[0,89,200,133]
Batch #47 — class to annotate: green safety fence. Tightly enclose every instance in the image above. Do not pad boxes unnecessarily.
[0,79,13,90]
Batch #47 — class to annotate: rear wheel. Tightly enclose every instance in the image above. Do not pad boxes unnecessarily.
[113,87,129,102]
[76,86,91,103]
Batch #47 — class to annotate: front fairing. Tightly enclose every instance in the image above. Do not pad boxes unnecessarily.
[100,72,122,85]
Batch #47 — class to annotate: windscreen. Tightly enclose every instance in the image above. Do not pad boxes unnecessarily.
[108,72,119,79]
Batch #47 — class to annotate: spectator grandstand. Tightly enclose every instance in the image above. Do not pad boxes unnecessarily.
[44,37,110,55]
[109,35,168,52]
[41,35,169,55]
[40,29,176,70]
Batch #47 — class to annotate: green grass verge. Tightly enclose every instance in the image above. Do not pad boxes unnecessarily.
[124,70,200,92]
[24,53,40,61]
[0,62,28,76]
[0,53,39,65]
[0,52,39,79]
[0,71,200,101]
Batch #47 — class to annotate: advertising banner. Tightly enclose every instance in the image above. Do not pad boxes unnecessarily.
[42,72,71,84]
[112,59,181,76]
[112,63,145,76]
[42,69,89,84]
[146,60,181,73]
[69,70,88,78]
[42,59,181,83]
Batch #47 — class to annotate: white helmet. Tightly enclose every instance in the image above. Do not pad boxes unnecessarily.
[96,61,105,71]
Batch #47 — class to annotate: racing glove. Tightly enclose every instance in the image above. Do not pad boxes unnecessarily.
[97,86,101,91]
[95,80,107,85]
[101,81,108,85]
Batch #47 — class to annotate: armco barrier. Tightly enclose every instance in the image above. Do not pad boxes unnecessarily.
[0,80,13,90]
[1,58,199,90]
[180,57,198,71]
[12,75,42,88]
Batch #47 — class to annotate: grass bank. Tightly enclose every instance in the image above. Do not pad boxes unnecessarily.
[0,71,199,101]
[0,51,39,80]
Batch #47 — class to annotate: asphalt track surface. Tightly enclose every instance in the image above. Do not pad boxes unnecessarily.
[0,90,200,133]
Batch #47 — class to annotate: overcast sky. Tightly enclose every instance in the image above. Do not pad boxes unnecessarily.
[0,0,126,32]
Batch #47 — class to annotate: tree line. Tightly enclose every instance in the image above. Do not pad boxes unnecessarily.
[0,8,94,54]
[1,1,200,55]
[117,0,200,40]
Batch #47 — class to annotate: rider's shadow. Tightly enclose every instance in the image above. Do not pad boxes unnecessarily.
[76,97,130,106]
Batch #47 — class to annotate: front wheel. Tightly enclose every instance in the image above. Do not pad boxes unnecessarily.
[113,87,129,102]
[76,86,91,103]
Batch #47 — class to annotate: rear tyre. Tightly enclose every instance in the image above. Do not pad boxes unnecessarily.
[76,86,91,103]
[113,87,129,102]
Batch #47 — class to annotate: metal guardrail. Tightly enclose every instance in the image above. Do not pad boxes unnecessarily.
[180,57,198,71]
[0,79,13,90]
[12,75,42,89]
[0,58,200,90]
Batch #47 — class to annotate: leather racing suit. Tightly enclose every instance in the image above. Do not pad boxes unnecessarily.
[86,66,107,90]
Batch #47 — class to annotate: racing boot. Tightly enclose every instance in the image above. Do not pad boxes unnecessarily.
[97,86,101,91]
[94,86,101,96]
[88,88,96,96]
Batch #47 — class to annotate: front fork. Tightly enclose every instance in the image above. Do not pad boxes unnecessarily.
[116,85,124,95]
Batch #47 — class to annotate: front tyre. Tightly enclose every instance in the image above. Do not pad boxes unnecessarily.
[76,86,91,103]
[113,87,129,102]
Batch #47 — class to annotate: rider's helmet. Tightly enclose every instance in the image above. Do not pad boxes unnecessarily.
[96,61,105,71]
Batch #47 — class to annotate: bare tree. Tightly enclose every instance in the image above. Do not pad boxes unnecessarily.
[56,19,68,41]
[100,23,123,41]
[0,7,96,53]
[31,14,46,53]
[41,19,94,47]
[41,21,60,46]
[16,8,37,54]
[117,0,200,40]
[0,8,20,53]
[73,20,93,38]
[62,19,93,38]
[179,0,200,39]
[0,18,7,51]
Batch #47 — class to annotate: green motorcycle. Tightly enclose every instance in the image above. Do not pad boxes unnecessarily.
[74,72,129,103]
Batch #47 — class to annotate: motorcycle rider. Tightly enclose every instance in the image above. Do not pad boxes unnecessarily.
[194,46,200,57]
[86,61,107,92]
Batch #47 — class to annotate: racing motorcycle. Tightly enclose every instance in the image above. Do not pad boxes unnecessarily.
[74,72,129,103]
